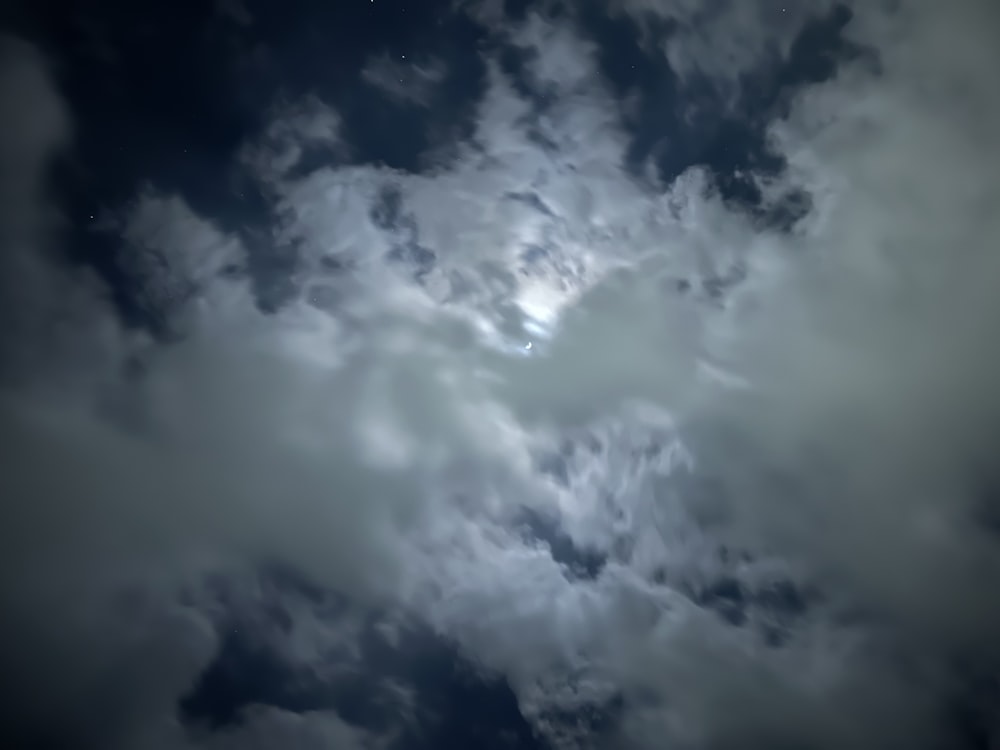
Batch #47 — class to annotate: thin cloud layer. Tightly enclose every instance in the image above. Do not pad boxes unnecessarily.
[1,1,999,748]
[0,35,121,387]
[361,53,447,108]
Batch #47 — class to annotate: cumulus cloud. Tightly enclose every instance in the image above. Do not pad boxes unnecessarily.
[2,1,1000,748]
[696,0,1000,651]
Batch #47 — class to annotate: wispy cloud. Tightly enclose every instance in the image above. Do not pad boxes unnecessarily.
[361,53,447,108]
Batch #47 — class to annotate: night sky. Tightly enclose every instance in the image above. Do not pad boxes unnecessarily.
[1,1,1000,749]
[7,0,855,328]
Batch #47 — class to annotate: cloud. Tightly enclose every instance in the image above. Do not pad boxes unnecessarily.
[699,0,1000,651]
[361,53,447,108]
[0,35,70,240]
[3,2,1000,748]
[241,96,344,183]
[612,0,844,93]
[112,189,254,332]
[514,1,1000,743]
[0,36,122,386]
[413,2,1000,746]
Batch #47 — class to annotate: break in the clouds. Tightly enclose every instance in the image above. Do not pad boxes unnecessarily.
[2,1,1000,748]
[612,0,845,96]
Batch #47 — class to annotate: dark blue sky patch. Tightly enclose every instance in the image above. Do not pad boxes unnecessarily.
[370,184,407,231]
[496,41,552,111]
[370,184,439,282]
[6,0,860,339]
[341,22,489,172]
[9,0,261,215]
[387,242,437,282]
[694,576,750,627]
[503,0,534,23]
[684,575,818,645]
[577,2,863,224]
[505,191,557,218]
[238,225,302,314]
[179,628,328,727]
[361,621,552,750]
[6,0,487,335]
[949,668,1000,750]
[534,689,625,745]
[180,567,555,750]
[516,506,608,581]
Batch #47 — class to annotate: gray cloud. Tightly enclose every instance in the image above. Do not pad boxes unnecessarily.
[241,96,344,183]
[701,0,1000,651]
[0,35,70,242]
[0,36,121,388]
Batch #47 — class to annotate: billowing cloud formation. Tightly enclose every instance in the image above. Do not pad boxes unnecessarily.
[2,1,1000,748]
